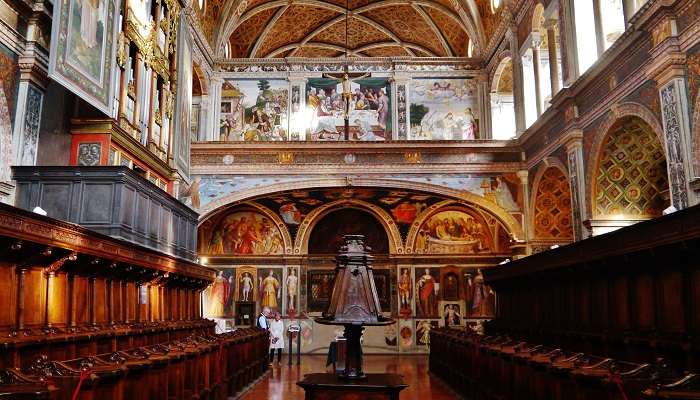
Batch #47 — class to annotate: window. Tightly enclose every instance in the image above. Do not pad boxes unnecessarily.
[491,57,516,140]
[573,1,597,73]
[572,0,626,74]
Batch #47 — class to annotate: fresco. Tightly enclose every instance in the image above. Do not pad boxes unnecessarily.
[203,269,235,318]
[219,79,289,141]
[464,268,495,318]
[305,77,391,141]
[192,174,523,214]
[258,267,282,310]
[409,78,478,140]
[284,267,300,315]
[202,210,284,255]
[398,267,413,317]
[415,267,440,317]
[415,320,439,346]
[440,301,464,327]
[49,0,118,114]
[415,209,493,254]
[308,208,389,254]
[307,269,336,312]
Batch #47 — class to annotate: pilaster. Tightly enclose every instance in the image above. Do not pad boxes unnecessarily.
[208,76,223,141]
[563,130,589,240]
[508,26,526,135]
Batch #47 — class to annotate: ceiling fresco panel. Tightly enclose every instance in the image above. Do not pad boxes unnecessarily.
[255,5,341,57]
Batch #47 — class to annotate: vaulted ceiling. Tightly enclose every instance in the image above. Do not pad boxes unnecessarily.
[195,0,504,59]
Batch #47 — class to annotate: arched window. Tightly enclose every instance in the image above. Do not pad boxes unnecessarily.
[224,42,232,58]
[490,0,500,13]
[491,57,516,140]
[467,40,474,58]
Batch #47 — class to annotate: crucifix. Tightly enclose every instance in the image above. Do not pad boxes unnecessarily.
[322,70,371,140]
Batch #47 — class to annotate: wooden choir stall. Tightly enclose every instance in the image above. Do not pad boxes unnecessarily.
[430,204,700,400]
[0,203,270,399]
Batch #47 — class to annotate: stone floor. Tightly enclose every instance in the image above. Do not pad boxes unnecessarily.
[239,354,458,399]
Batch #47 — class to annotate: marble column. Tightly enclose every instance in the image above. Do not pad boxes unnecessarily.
[592,0,605,56]
[531,33,543,117]
[564,131,589,240]
[206,76,223,141]
[508,25,526,134]
[477,74,492,139]
[545,19,561,96]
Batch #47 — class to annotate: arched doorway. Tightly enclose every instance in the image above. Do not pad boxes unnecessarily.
[591,115,669,235]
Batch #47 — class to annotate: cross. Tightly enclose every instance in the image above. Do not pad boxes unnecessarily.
[322,68,371,140]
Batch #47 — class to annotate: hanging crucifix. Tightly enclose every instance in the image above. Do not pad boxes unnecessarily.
[322,70,371,140]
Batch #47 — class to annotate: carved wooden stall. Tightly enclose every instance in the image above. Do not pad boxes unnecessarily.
[0,203,269,399]
[430,204,700,399]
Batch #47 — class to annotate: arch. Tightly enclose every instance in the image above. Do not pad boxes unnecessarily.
[490,53,516,140]
[591,114,669,219]
[306,206,392,254]
[529,158,574,240]
[405,199,513,254]
[197,178,524,241]
[192,63,208,96]
[586,101,665,211]
[199,201,295,255]
[490,52,513,93]
[294,198,403,255]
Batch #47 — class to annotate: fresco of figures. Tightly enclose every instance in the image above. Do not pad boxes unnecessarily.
[305,78,391,141]
[220,79,288,141]
[409,78,479,140]
[203,210,284,255]
[415,210,493,254]
[204,269,235,318]
[415,267,440,317]
[259,268,282,310]
[398,267,413,317]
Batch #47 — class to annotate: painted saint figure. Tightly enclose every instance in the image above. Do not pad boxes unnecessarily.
[467,269,493,317]
[417,320,433,346]
[286,269,298,312]
[417,269,437,316]
[443,304,461,326]
[398,268,412,315]
[239,272,253,301]
[321,73,370,119]
[208,271,230,317]
[260,270,280,309]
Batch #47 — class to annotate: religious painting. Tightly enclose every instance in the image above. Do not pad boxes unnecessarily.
[236,267,257,302]
[415,320,439,346]
[219,79,288,141]
[279,203,302,225]
[397,267,413,317]
[409,78,478,140]
[399,320,413,349]
[174,17,192,179]
[441,269,461,300]
[259,267,282,311]
[439,301,465,327]
[49,0,119,114]
[384,324,397,346]
[308,208,389,254]
[307,269,336,312]
[284,267,300,315]
[372,269,391,311]
[203,209,284,255]
[415,209,493,254]
[204,269,235,318]
[481,175,522,212]
[415,267,440,317]
[464,268,496,318]
[0,44,18,184]
[305,77,391,141]
[391,201,427,225]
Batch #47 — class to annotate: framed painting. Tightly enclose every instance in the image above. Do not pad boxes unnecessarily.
[49,0,120,115]
[307,269,336,312]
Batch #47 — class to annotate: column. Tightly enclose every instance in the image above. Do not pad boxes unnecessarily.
[197,95,209,141]
[516,170,531,246]
[206,76,223,141]
[564,131,589,240]
[508,25,526,134]
[562,0,579,85]
[531,33,543,117]
[650,17,697,208]
[394,74,410,140]
[288,77,306,140]
[477,75,492,139]
[592,0,605,57]
[545,19,561,95]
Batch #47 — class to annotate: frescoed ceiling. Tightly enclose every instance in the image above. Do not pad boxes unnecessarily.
[201,0,501,59]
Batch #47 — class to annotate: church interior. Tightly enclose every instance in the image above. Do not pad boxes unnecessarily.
[1,0,700,398]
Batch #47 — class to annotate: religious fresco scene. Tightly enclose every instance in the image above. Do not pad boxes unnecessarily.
[2,0,700,396]
[219,79,289,141]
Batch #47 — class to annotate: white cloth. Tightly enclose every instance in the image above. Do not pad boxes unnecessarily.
[269,320,285,349]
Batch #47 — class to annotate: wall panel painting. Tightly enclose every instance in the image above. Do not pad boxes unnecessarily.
[220,79,288,141]
[305,78,391,141]
[409,78,478,140]
[372,268,391,312]
[235,266,257,302]
[415,267,440,317]
[201,209,284,255]
[464,268,495,318]
[399,319,414,349]
[258,267,282,311]
[397,267,413,317]
[203,268,235,318]
[415,320,439,346]
[49,0,119,114]
[307,269,336,312]
[415,209,493,254]
[284,266,300,315]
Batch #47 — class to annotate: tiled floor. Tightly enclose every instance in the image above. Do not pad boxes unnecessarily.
[239,354,458,399]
